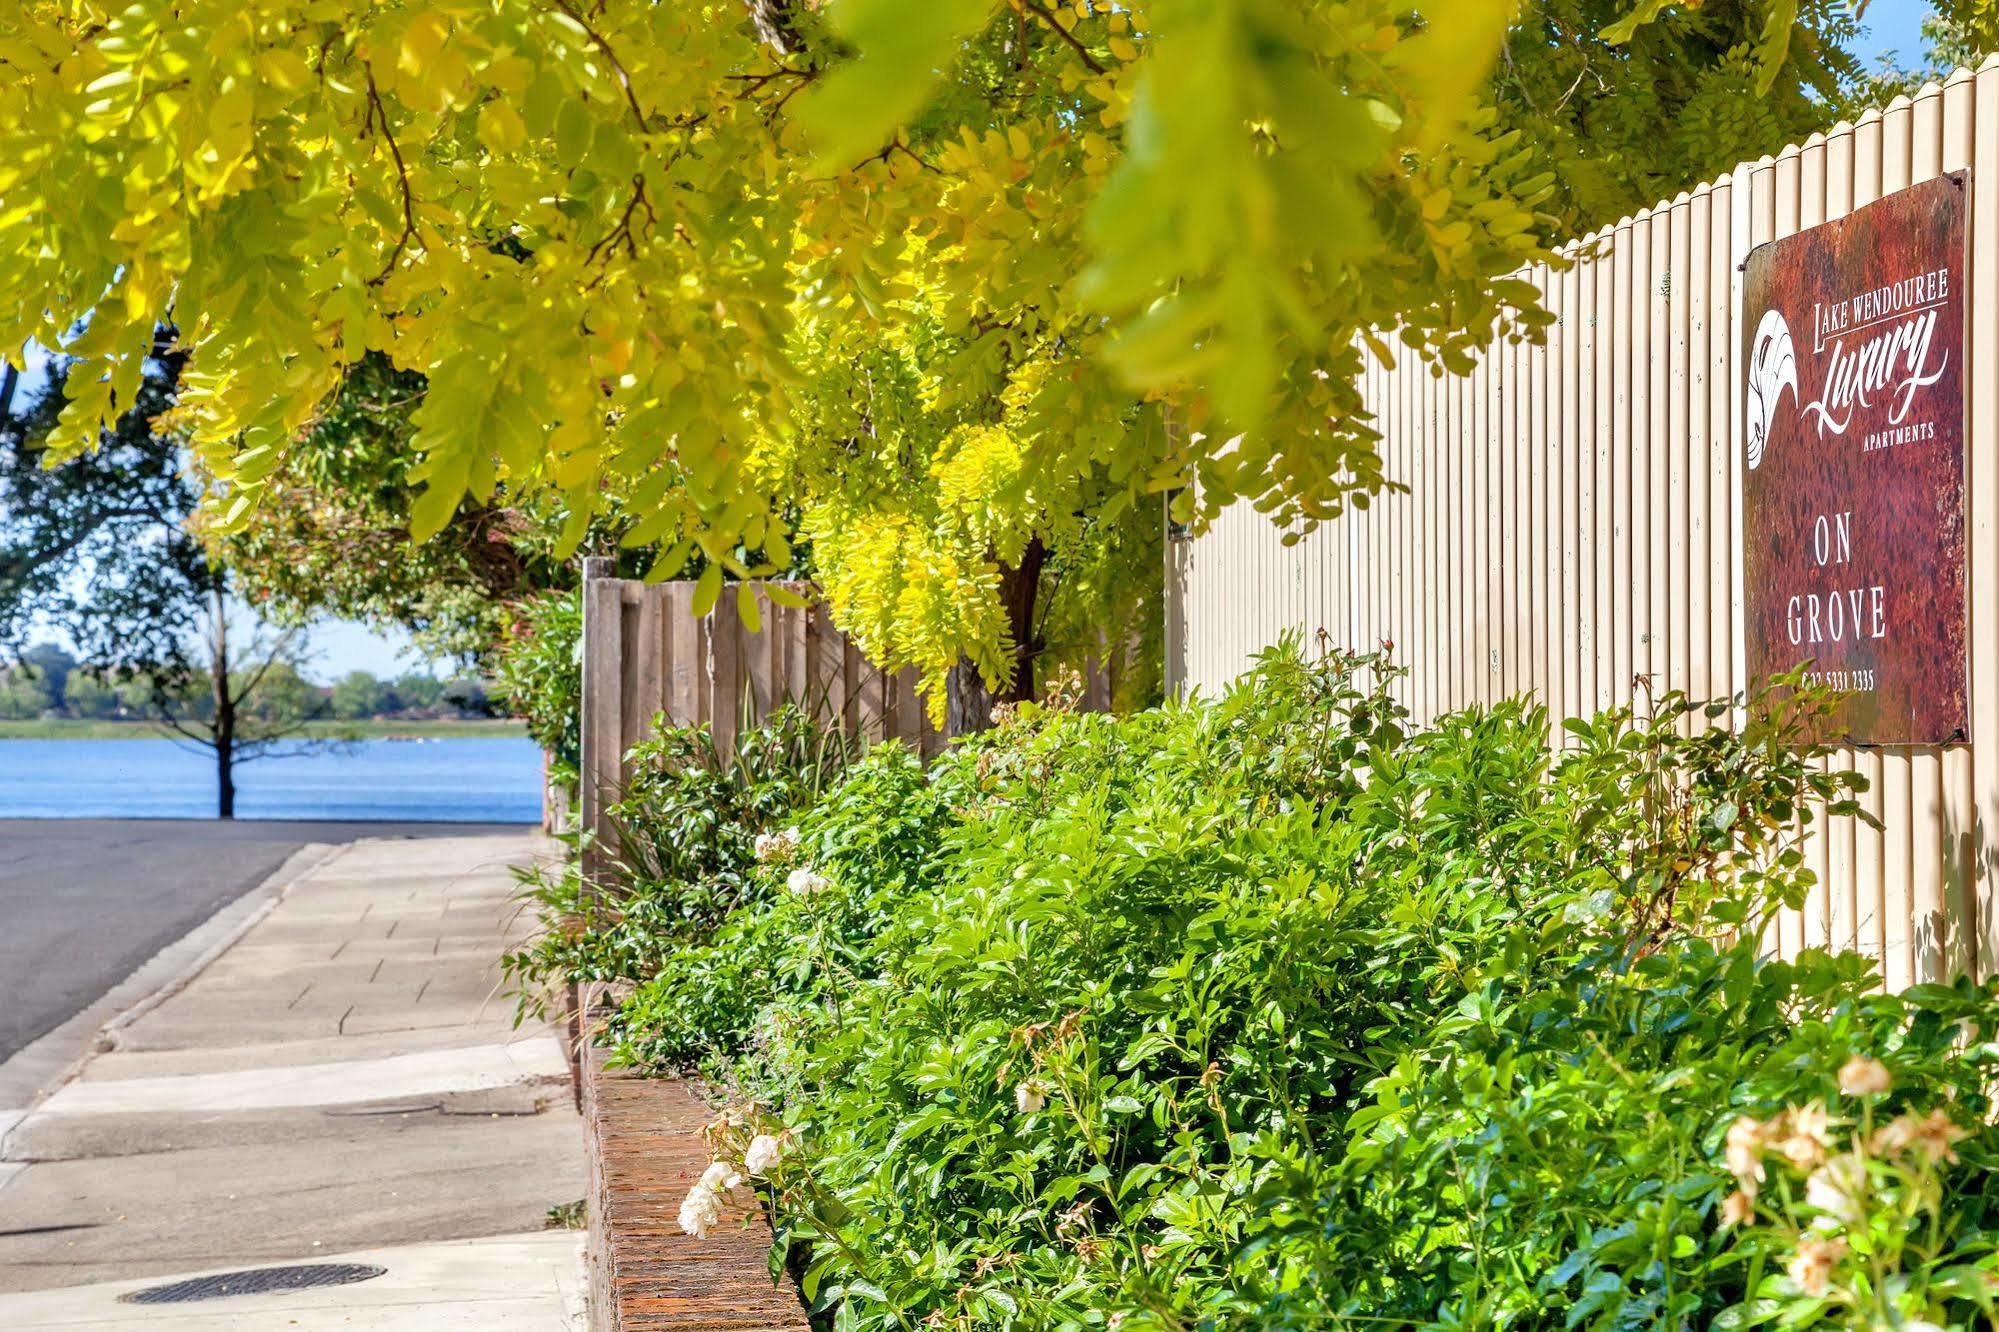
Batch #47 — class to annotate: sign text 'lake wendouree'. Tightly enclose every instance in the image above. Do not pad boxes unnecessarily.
[1742,171,1969,745]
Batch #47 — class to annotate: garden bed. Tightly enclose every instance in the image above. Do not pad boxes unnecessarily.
[524,651,1999,1329]
[581,1040,807,1331]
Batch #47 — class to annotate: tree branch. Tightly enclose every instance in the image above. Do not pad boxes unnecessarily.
[11,505,166,576]
[363,68,420,286]
[765,66,819,122]
[231,735,337,765]
[229,626,304,709]
[586,173,658,271]
[889,140,949,176]
[549,0,650,131]
[1019,1,1107,75]
[727,64,808,95]
[150,697,215,750]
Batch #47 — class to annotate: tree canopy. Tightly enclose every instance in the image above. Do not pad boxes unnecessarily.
[210,352,582,662]
[0,343,215,670]
[0,0,1883,710]
[1491,0,1868,231]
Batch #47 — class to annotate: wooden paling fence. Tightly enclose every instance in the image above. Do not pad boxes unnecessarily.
[1168,60,1999,988]
[577,559,953,877]
[576,555,1128,882]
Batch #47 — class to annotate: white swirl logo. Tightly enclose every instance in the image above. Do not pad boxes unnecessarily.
[1746,308,1798,471]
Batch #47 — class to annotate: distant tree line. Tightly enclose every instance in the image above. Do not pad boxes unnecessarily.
[2,343,512,816]
[326,667,492,721]
[0,642,492,725]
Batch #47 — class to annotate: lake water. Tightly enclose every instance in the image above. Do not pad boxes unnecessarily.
[0,737,544,822]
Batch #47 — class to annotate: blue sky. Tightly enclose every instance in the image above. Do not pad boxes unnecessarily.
[1857,0,1936,67]
[313,618,423,681]
[16,595,426,685]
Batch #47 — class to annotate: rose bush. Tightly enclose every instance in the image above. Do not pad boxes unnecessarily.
[503,702,856,1008]
[532,643,1999,1329]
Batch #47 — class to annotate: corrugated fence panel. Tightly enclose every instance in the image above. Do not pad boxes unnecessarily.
[1168,64,1999,986]
[1971,70,1999,981]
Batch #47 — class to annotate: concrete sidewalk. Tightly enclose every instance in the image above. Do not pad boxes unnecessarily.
[0,832,587,1328]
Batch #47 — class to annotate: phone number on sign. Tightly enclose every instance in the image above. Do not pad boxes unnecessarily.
[1802,668,1878,692]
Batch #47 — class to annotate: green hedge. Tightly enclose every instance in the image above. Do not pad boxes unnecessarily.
[489,588,583,791]
[520,644,1999,1330]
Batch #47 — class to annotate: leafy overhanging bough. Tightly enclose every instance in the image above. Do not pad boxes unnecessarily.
[199,352,594,664]
[0,0,1859,712]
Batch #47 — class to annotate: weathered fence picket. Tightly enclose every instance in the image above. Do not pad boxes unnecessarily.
[576,560,948,880]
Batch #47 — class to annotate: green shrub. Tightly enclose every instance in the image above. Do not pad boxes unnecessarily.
[533,641,1999,1330]
[504,703,858,1007]
[606,737,958,1077]
[490,589,583,789]
[1265,941,1999,1329]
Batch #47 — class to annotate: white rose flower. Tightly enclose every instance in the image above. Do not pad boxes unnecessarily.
[677,1182,723,1237]
[754,827,801,864]
[1724,1115,1766,1191]
[700,1160,743,1191]
[744,1133,785,1176]
[1015,1080,1048,1115]
[1836,1055,1891,1098]
[1804,1153,1868,1226]
[786,867,831,896]
[1717,1190,1754,1230]
[1785,1233,1846,1296]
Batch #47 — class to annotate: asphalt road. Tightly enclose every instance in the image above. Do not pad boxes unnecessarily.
[0,819,533,1066]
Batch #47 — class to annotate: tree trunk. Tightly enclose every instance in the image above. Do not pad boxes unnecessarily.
[944,662,993,735]
[945,537,1047,734]
[211,586,235,820]
[997,537,1047,704]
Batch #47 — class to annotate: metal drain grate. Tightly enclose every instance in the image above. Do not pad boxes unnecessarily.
[121,1263,388,1304]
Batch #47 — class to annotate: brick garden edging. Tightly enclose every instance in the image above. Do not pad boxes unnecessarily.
[582,1044,812,1331]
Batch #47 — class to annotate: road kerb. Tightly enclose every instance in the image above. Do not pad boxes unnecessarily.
[0,840,346,1175]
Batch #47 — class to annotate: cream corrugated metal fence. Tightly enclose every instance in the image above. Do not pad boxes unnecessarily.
[1166,63,1999,987]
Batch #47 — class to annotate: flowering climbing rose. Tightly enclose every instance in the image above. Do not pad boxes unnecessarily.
[786,867,831,896]
[678,1181,723,1238]
[1718,1191,1754,1229]
[678,1161,742,1237]
[1787,1234,1846,1296]
[1725,1116,1767,1194]
[744,1134,784,1177]
[754,828,801,865]
[1803,1153,1867,1226]
[1837,1056,1891,1097]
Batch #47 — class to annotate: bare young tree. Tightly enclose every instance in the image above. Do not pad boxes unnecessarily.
[148,592,332,818]
[1,340,334,817]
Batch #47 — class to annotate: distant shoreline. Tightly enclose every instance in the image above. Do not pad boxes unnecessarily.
[0,718,531,740]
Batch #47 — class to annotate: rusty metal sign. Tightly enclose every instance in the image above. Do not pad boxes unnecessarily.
[1741,171,1969,745]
